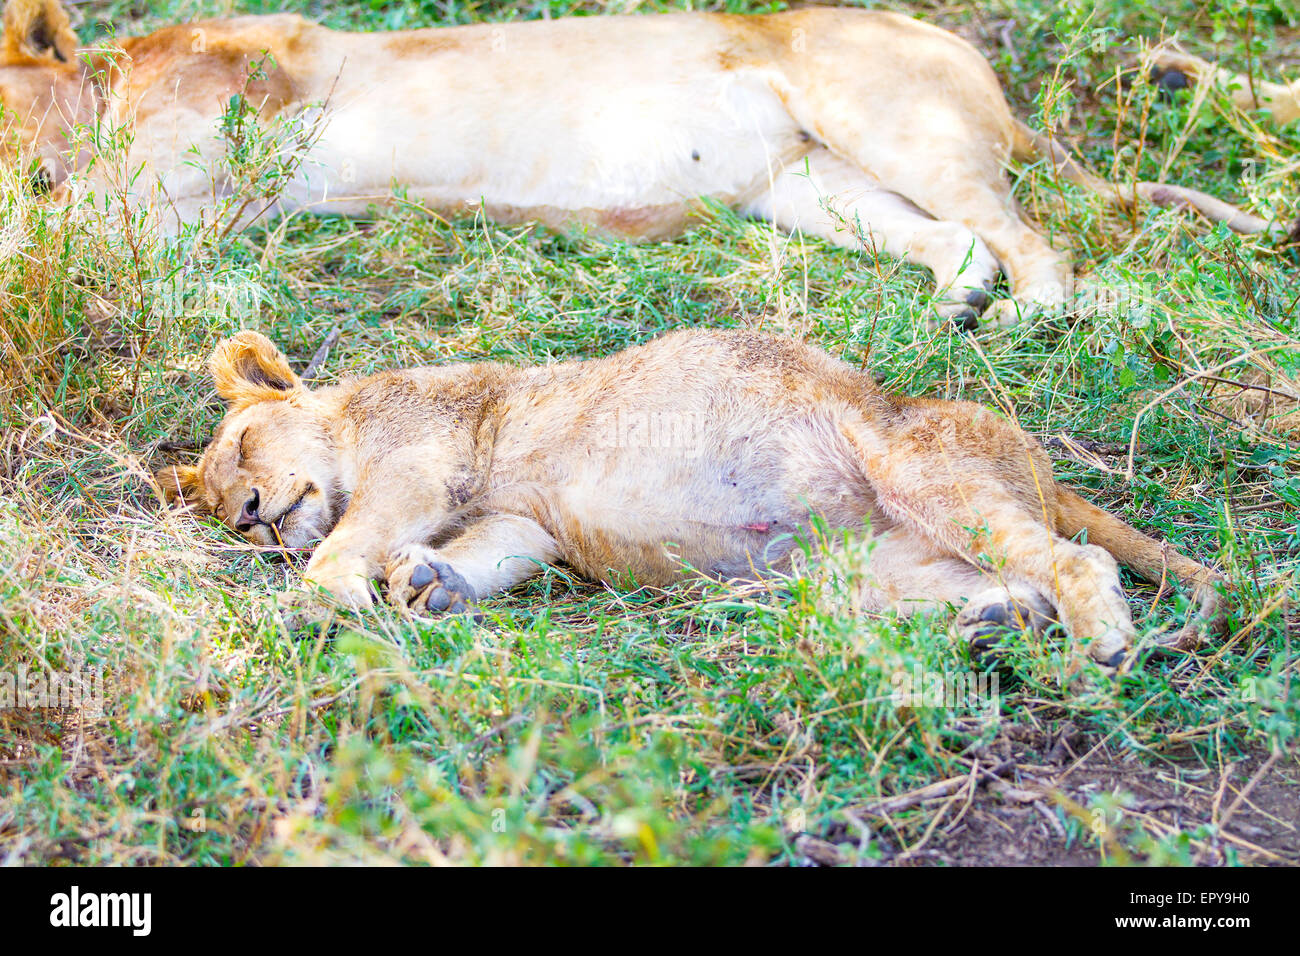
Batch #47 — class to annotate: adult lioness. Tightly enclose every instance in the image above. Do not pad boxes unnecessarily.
[156,329,1224,670]
[0,0,1288,327]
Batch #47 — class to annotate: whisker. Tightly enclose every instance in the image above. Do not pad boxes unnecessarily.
[270,520,288,555]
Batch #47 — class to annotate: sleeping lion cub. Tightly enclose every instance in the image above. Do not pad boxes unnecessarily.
[156,329,1224,670]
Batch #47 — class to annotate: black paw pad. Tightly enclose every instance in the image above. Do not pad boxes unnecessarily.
[428,561,476,602]
[968,626,1011,662]
[1100,649,1126,669]
[408,560,480,619]
[978,602,1012,626]
[1148,66,1188,101]
[410,564,435,590]
[426,586,451,612]
[952,308,979,332]
[965,288,991,313]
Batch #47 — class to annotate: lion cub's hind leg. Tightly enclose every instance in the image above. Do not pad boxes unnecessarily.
[899,492,1135,668]
[830,527,1057,660]
[388,550,483,620]
[385,514,560,619]
[746,149,999,328]
[839,526,992,614]
[845,408,1136,669]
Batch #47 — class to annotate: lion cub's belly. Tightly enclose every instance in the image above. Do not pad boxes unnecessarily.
[490,399,880,586]
[291,29,812,239]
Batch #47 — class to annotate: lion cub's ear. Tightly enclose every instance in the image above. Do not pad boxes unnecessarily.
[1,0,80,64]
[209,331,302,408]
[155,464,206,509]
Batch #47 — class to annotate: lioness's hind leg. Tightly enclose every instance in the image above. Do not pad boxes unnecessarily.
[746,149,999,326]
[898,182,1072,328]
[801,119,1070,324]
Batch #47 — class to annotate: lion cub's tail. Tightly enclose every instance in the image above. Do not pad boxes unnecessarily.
[1053,487,1227,649]
[1010,118,1292,238]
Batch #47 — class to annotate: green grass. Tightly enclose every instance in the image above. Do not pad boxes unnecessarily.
[0,0,1297,865]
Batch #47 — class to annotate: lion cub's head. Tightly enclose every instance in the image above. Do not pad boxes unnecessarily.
[156,331,350,550]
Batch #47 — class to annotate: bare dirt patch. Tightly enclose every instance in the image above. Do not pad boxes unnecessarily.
[800,725,1298,867]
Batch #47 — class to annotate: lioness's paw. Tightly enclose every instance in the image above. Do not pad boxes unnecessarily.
[984,297,1061,329]
[981,283,1070,328]
[931,278,998,333]
[385,546,483,622]
[955,587,1055,661]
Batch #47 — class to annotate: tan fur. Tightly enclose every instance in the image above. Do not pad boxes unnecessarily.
[156,329,1226,667]
[0,2,1285,326]
[2,0,76,64]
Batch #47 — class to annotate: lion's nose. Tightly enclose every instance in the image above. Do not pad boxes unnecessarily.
[234,489,261,531]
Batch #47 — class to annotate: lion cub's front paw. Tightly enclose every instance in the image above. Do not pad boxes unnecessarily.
[275,588,342,640]
[385,546,483,622]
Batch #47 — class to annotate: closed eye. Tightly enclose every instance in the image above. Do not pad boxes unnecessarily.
[237,428,249,462]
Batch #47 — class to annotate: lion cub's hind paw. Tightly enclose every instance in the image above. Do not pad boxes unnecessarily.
[1089,627,1133,673]
[954,588,1055,663]
[386,546,484,623]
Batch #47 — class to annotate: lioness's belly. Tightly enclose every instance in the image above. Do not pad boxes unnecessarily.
[283,17,812,238]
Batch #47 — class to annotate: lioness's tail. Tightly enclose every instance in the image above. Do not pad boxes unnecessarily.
[1010,118,1291,238]
[1054,487,1227,649]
